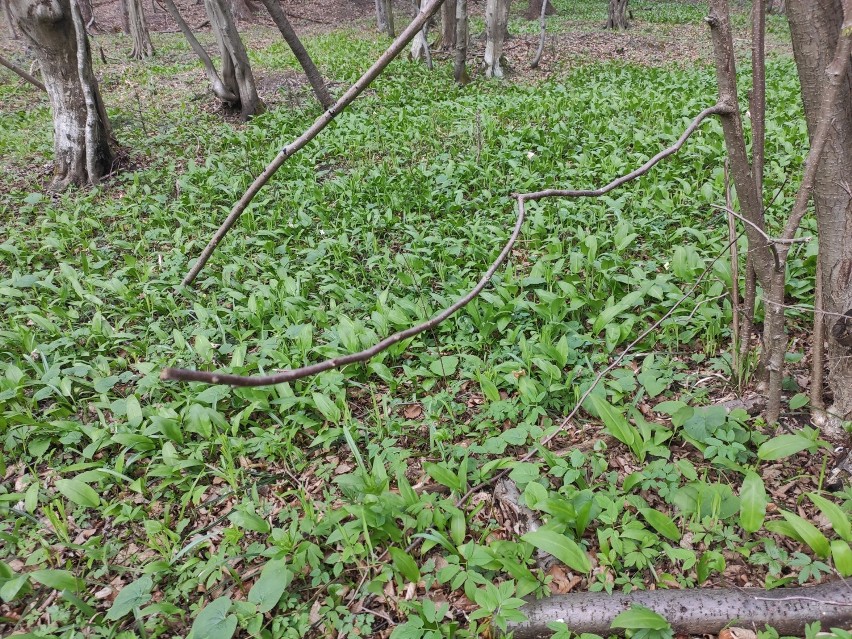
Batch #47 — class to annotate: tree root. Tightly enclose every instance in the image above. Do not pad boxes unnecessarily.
[502,579,852,638]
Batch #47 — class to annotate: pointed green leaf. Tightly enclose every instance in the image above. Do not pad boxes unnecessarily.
[191,596,237,639]
[248,559,292,613]
[611,605,670,631]
[105,576,153,620]
[639,508,681,541]
[831,539,852,577]
[55,478,100,508]
[780,509,830,558]
[388,548,421,583]
[521,529,591,573]
[757,433,816,460]
[807,493,851,542]
[29,569,83,592]
[739,471,767,533]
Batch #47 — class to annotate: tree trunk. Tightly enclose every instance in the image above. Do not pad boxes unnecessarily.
[787,0,852,430]
[440,0,455,49]
[228,0,257,21]
[76,0,96,31]
[127,0,154,59]
[204,0,265,119]
[454,0,469,84]
[118,0,129,33]
[257,0,332,109]
[10,0,113,191]
[410,0,432,67]
[607,0,629,29]
[3,0,18,38]
[375,0,388,33]
[524,0,553,20]
[483,0,510,78]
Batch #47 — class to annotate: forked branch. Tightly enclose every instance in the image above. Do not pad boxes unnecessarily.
[161,104,728,386]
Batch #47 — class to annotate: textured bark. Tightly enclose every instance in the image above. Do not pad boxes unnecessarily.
[118,0,128,32]
[787,0,852,427]
[530,0,547,68]
[439,0,455,49]
[161,0,237,102]
[410,0,432,67]
[3,0,18,38]
[768,0,785,14]
[504,579,852,638]
[228,0,257,21]
[127,0,153,59]
[10,0,113,190]
[606,0,628,29]
[374,0,388,32]
[483,0,510,78]
[524,0,554,20]
[205,0,264,119]
[453,0,469,84]
[258,0,332,109]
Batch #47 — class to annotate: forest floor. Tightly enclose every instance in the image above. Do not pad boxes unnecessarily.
[1,1,850,639]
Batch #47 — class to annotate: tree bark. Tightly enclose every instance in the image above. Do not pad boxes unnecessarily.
[257,0,332,109]
[524,0,553,20]
[10,0,113,190]
[127,0,153,59]
[454,0,469,84]
[228,0,257,21]
[607,0,629,29]
[504,579,852,638]
[378,0,394,37]
[118,0,128,32]
[768,0,785,14]
[440,0,455,49]
[787,0,852,428]
[3,0,19,38]
[205,0,264,120]
[483,0,510,78]
[410,0,432,67]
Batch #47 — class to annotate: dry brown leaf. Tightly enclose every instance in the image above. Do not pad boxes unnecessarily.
[403,404,423,419]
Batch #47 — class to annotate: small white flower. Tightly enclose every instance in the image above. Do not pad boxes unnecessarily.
[527,151,536,160]
[664,262,670,270]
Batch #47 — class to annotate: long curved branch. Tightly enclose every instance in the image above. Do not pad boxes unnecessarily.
[503,578,852,638]
[161,104,726,386]
[181,0,448,286]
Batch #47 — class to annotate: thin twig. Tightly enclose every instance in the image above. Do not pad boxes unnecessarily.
[0,53,46,91]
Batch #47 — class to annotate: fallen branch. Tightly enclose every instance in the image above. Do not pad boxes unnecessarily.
[181,0,448,286]
[162,104,727,386]
[502,578,852,638]
[0,53,46,91]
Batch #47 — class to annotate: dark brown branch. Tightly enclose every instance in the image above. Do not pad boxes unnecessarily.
[257,0,333,109]
[751,0,766,197]
[162,104,727,387]
[503,579,852,638]
[0,53,46,91]
[181,0,448,286]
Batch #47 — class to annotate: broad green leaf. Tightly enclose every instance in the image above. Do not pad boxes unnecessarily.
[639,508,681,541]
[592,288,646,334]
[478,375,501,403]
[807,493,851,541]
[0,575,30,602]
[312,392,341,423]
[757,433,815,460]
[739,471,767,533]
[55,478,100,508]
[611,605,670,631]
[789,393,809,410]
[780,509,830,558]
[429,356,459,377]
[125,394,143,428]
[388,548,421,583]
[105,575,153,620]
[29,569,82,592]
[424,463,461,492]
[191,596,237,639]
[228,509,270,533]
[583,394,636,449]
[521,529,591,573]
[247,559,292,613]
[831,539,852,577]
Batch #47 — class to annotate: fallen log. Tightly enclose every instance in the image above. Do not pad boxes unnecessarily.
[503,579,852,638]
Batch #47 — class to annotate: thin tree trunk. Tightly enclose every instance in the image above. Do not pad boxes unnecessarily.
[10,0,113,190]
[127,0,154,59]
[228,0,257,21]
[483,0,510,78]
[3,0,18,38]
[118,0,129,33]
[530,0,548,68]
[383,0,395,37]
[787,0,852,431]
[161,0,238,102]
[375,0,389,33]
[440,0,455,50]
[767,0,785,14]
[258,0,333,109]
[454,0,469,84]
[606,0,629,29]
[410,0,432,68]
[204,0,265,120]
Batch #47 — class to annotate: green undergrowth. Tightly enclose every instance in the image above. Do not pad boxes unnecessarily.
[1,8,850,639]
